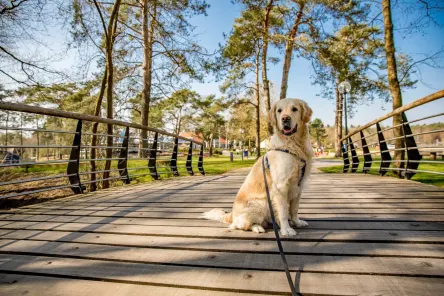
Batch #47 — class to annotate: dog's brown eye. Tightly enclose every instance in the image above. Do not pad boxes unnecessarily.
[292,107,298,112]
[277,109,282,113]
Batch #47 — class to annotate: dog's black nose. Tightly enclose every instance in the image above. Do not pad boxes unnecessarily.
[282,115,291,122]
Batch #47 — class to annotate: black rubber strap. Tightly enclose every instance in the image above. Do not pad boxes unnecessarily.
[262,155,298,296]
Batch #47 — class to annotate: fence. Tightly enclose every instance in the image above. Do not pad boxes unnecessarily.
[340,90,444,179]
[0,102,205,200]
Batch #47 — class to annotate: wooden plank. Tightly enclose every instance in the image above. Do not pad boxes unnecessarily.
[1,239,444,277]
[23,198,444,205]
[1,254,443,295]
[0,273,258,296]
[1,221,444,243]
[54,192,444,205]
[3,229,444,258]
[18,202,444,210]
[1,214,443,231]
[3,210,444,221]
[2,167,444,295]
[7,207,444,215]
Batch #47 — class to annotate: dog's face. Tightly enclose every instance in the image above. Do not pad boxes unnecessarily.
[270,98,312,137]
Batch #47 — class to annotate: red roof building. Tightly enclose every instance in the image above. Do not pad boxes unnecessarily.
[179,132,203,143]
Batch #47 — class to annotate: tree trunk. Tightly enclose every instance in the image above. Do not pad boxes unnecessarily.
[90,66,107,191]
[262,0,274,136]
[175,115,181,135]
[140,0,155,158]
[102,0,121,189]
[382,0,404,176]
[36,118,39,160]
[255,50,261,159]
[209,133,214,157]
[279,2,305,100]
[334,83,343,157]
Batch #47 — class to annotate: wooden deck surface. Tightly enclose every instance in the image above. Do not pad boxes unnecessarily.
[1,165,444,295]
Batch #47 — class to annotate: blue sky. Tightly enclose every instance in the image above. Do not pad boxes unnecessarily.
[189,0,444,126]
[9,1,443,127]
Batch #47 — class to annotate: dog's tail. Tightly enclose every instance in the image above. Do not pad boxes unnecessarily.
[202,208,232,224]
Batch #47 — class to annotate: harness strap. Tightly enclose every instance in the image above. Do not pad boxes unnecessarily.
[262,155,298,296]
[269,148,307,187]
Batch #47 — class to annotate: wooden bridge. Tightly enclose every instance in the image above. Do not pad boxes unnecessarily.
[1,91,444,295]
[1,161,443,295]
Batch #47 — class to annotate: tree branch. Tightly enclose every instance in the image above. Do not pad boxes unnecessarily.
[92,0,110,43]
[0,0,30,15]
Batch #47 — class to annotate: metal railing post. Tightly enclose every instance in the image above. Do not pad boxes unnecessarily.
[186,141,194,175]
[360,130,372,173]
[67,120,85,194]
[148,132,159,180]
[198,144,205,175]
[376,123,392,176]
[170,137,179,176]
[342,140,350,173]
[400,112,422,179]
[350,141,359,173]
[118,127,131,184]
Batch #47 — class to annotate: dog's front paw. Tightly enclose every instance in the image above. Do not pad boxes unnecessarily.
[280,227,297,236]
[291,218,309,228]
[251,224,265,233]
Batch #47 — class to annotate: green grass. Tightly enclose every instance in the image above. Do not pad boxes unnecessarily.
[1,156,256,184]
[318,157,444,188]
[0,155,256,209]
[125,156,256,183]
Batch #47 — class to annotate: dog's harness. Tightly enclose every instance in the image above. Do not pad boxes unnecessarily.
[262,149,307,296]
[265,148,307,187]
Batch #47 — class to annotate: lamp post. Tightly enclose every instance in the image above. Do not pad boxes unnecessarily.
[338,81,352,139]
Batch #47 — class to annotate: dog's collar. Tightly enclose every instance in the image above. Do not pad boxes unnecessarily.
[265,148,307,187]
[281,124,297,136]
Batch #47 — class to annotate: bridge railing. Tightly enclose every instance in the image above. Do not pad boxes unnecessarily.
[0,102,205,200]
[340,90,444,179]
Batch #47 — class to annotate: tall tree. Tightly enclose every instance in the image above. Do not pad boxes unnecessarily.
[310,23,386,157]
[140,0,156,156]
[261,0,274,136]
[228,103,260,154]
[310,118,327,148]
[235,0,282,135]
[382,0,404,175]
[220,8,265,158]
[189,95,227,157]
[159,89,199,134]
[118,0,209,128]
[277,0,366,100]
[279,0,306,100]
[71,0,124,190]
[92,0,122,188]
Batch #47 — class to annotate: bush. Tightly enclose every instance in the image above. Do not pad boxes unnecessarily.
[213,148,223,155]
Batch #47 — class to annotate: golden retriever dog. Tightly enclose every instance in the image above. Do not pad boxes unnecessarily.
[203,98,313,236]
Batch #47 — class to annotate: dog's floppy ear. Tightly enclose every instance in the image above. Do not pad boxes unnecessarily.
[268,102,278,129]
[301,100,313,123]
